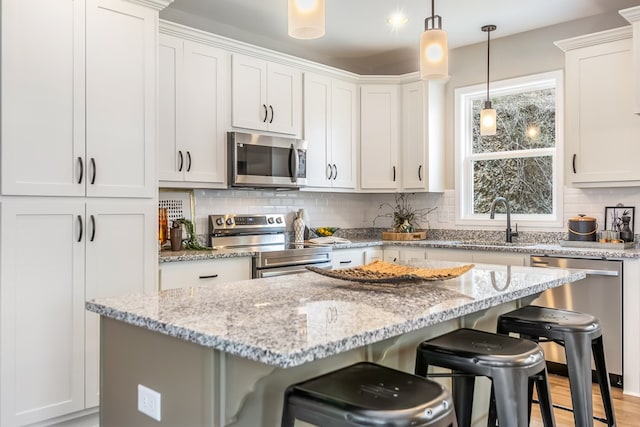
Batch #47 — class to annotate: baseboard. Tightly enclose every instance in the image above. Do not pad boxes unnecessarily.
[546,361,623,389]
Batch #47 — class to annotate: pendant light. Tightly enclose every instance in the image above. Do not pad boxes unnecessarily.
[480,25,497,136]
[420,0,448,80]
[288,0,325,40]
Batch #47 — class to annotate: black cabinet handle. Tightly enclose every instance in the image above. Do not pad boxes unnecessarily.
[263,104,268,123]
[332,164,337,180]
[186,151,192,172]
[327,164,333,180]
[418,165,423,181]
[90,158,96,184]
[90,215,96,242]
[392,166,396,182]
[178,150,184,172]
[77,157,84,184]
[572,153,577,174]
[77,215,83,242]
[339,260,352,265]
[199,274,219,279]
[269,105,274,123]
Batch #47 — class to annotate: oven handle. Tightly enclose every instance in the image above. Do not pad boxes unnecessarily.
[259,267,312,278]
[256,260,332,278]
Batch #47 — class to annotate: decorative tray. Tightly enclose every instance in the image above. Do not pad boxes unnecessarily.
[306,260,474,287]
[558,240,636,249]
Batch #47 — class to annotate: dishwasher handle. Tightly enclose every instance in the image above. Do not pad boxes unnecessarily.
[531,261,619,277]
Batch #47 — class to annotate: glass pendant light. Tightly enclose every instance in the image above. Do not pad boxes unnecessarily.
[480,25,497,136]
[288,0,325,40]
[420,0,448,80]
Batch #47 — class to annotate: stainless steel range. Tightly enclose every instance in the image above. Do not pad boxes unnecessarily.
[209,213,332,278]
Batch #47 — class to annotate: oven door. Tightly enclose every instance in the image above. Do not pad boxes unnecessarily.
[228,131,307,188]
[254,260,331,278]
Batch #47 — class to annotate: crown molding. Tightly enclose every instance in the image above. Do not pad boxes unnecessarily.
[620,6,640,23]
[125,0,174,11]
[554,26,631,52]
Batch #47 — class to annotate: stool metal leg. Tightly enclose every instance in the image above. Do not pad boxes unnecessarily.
[564,333,595,427]
[492,369,531,427]
[534,369,556,427]
[452,373,475,427]
[592,335,616,426]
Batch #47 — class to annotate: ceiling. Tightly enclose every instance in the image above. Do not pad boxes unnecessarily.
[161,0,639,75]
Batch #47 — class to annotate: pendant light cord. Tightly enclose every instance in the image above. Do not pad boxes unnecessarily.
[431,0,435,22]
[486,27,490,102]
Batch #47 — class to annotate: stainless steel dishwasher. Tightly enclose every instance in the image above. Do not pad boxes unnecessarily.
[530,255,623,387]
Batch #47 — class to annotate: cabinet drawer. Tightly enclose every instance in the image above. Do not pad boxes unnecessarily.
[332,249,365,269]
[160,257,252,290]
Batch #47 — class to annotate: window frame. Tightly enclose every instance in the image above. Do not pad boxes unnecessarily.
[454,70,564,228]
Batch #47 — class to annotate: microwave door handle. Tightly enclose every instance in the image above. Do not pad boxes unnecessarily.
[289,143,298,183]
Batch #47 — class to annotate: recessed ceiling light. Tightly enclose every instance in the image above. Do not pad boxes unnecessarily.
[387,12,408,28]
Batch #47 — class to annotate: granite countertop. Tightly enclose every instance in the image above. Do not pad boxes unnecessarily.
[159,239,640,263]
[87,261,585,368]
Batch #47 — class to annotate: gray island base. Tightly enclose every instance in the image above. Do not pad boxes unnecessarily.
[87,261,586,427]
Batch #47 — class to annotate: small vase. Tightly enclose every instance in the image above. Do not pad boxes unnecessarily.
[619,216,634,242]
[293,209,305,243]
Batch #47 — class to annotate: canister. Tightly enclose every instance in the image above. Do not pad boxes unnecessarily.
[567,214,597,241]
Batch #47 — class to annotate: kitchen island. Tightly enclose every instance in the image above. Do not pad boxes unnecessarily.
[87,261,585,427]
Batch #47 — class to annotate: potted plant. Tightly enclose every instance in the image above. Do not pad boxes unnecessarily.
[373,193,437,233]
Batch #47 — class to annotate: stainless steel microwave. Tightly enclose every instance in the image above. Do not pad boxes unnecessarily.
[228,131,307,189]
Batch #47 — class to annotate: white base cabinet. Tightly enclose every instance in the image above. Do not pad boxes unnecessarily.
[159,258,252,290]
[159,30,230,187]
[0,199,157,426]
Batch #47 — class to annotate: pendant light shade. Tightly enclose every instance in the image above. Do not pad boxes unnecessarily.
[420,0,448,80]
[288,0,325,40]
[480,25,497,136]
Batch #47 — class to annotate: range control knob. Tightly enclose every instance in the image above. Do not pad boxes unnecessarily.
[225,218,234,226]
[267,217,275,224]
[215,218,224,226]
[275,217,283,224]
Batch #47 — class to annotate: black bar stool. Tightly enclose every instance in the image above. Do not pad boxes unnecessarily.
[415,328,555,427]
[281,361,458,427]
[497,305,616,427]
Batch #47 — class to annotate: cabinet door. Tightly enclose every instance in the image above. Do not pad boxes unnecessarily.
[1,200,86,426]
[159,258,252,290]
[182,41,230,185]
[472,252,525,266]
[401,81,427,191]
[303,73,332,188]
[426,248,473,262]
[86,0,156,198]
[267,63,302,136]
[232,54,268,131]
[331,80,358,189]
[360,85,400,191]
[158,34,184,182]
[365,249,383,263]
[84,200,158,407]
[566,38,640,186]
[1,0,85,197]
[399,248,427,264]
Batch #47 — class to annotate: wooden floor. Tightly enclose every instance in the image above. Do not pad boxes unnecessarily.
[529,374,640,426]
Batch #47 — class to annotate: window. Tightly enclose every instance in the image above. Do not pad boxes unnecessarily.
[455,70,563,227]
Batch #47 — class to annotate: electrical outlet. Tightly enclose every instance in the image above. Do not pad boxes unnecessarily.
[138,384,161,421]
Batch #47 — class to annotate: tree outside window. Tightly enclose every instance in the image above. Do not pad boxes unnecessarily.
[455,71,563,227]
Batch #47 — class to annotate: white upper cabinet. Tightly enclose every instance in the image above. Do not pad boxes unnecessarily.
[558,27,640,187]
[620,6,640,113]
[1,0,157,198]
[401,80,445,192]
[360,84,400,191]
[85,0,156,198]
[232,54,302,136]
[303,73,357,190]
[1,0,86,197]
[159,32,230,187]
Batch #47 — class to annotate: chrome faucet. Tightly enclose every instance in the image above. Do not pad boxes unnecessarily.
[489,197,518,243]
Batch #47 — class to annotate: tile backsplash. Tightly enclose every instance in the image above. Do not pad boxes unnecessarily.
[176,186,640,241]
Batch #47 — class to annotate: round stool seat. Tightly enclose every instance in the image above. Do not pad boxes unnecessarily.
[498,305,601,337]
[281,362,457,427]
